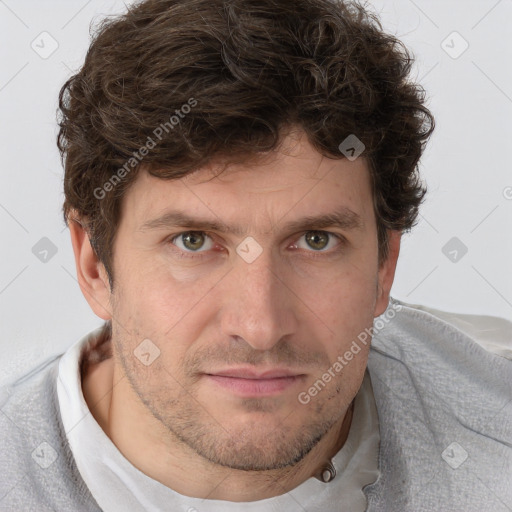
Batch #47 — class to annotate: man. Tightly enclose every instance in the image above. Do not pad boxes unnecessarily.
[1,0,511,510]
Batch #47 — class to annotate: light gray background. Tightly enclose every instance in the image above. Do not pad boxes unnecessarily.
[1,0,511,386]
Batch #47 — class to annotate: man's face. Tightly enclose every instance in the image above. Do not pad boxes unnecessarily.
[105,130,394,472]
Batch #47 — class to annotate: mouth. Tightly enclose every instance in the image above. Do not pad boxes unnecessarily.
[204,368,306,396]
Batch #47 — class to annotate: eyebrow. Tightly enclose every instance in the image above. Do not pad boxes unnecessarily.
[138,207,364,236]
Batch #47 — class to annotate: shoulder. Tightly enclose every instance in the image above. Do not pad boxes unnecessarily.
[395,300,512,359]
[371,297,512,361]
[368,297,512,439]
[368,297,512,441]
[365,298,512,509]
[0,354,100,511]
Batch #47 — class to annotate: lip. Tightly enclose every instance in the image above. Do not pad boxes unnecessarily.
[207,367,303,379]
[204,368,306,396]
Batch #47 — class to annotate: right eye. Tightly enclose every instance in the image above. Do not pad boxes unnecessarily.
[170,231,215,253]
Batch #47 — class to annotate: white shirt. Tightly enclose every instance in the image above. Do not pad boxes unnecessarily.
[56,302,512,512]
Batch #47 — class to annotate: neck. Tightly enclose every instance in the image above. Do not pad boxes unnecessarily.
[82,353,355,502]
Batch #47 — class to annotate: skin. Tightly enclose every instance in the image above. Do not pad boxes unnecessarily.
[72,128,401,502]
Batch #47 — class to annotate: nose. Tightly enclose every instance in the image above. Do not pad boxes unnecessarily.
[219,249,299,351]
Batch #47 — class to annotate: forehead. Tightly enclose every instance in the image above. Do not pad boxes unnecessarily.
[120,131,374,233]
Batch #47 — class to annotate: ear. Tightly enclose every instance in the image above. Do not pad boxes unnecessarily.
[374,230,401,317]
[68,214,113,321]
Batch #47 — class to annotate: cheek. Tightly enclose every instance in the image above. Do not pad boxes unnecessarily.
[295,260,378,325]
[113,254,212,328]
[296,265,377,376]
[110,269,215,378]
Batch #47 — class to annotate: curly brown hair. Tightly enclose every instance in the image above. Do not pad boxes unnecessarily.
[58,0,435,288]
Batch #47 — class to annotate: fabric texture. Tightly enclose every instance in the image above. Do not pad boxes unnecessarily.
[0,356,102,511]
[363,298,512,511]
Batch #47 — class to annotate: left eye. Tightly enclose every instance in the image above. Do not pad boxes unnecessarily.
[171,231,214,252]
[294,231,341,251]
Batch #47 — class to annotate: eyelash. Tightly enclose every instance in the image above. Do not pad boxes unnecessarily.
[167,231,346,260]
